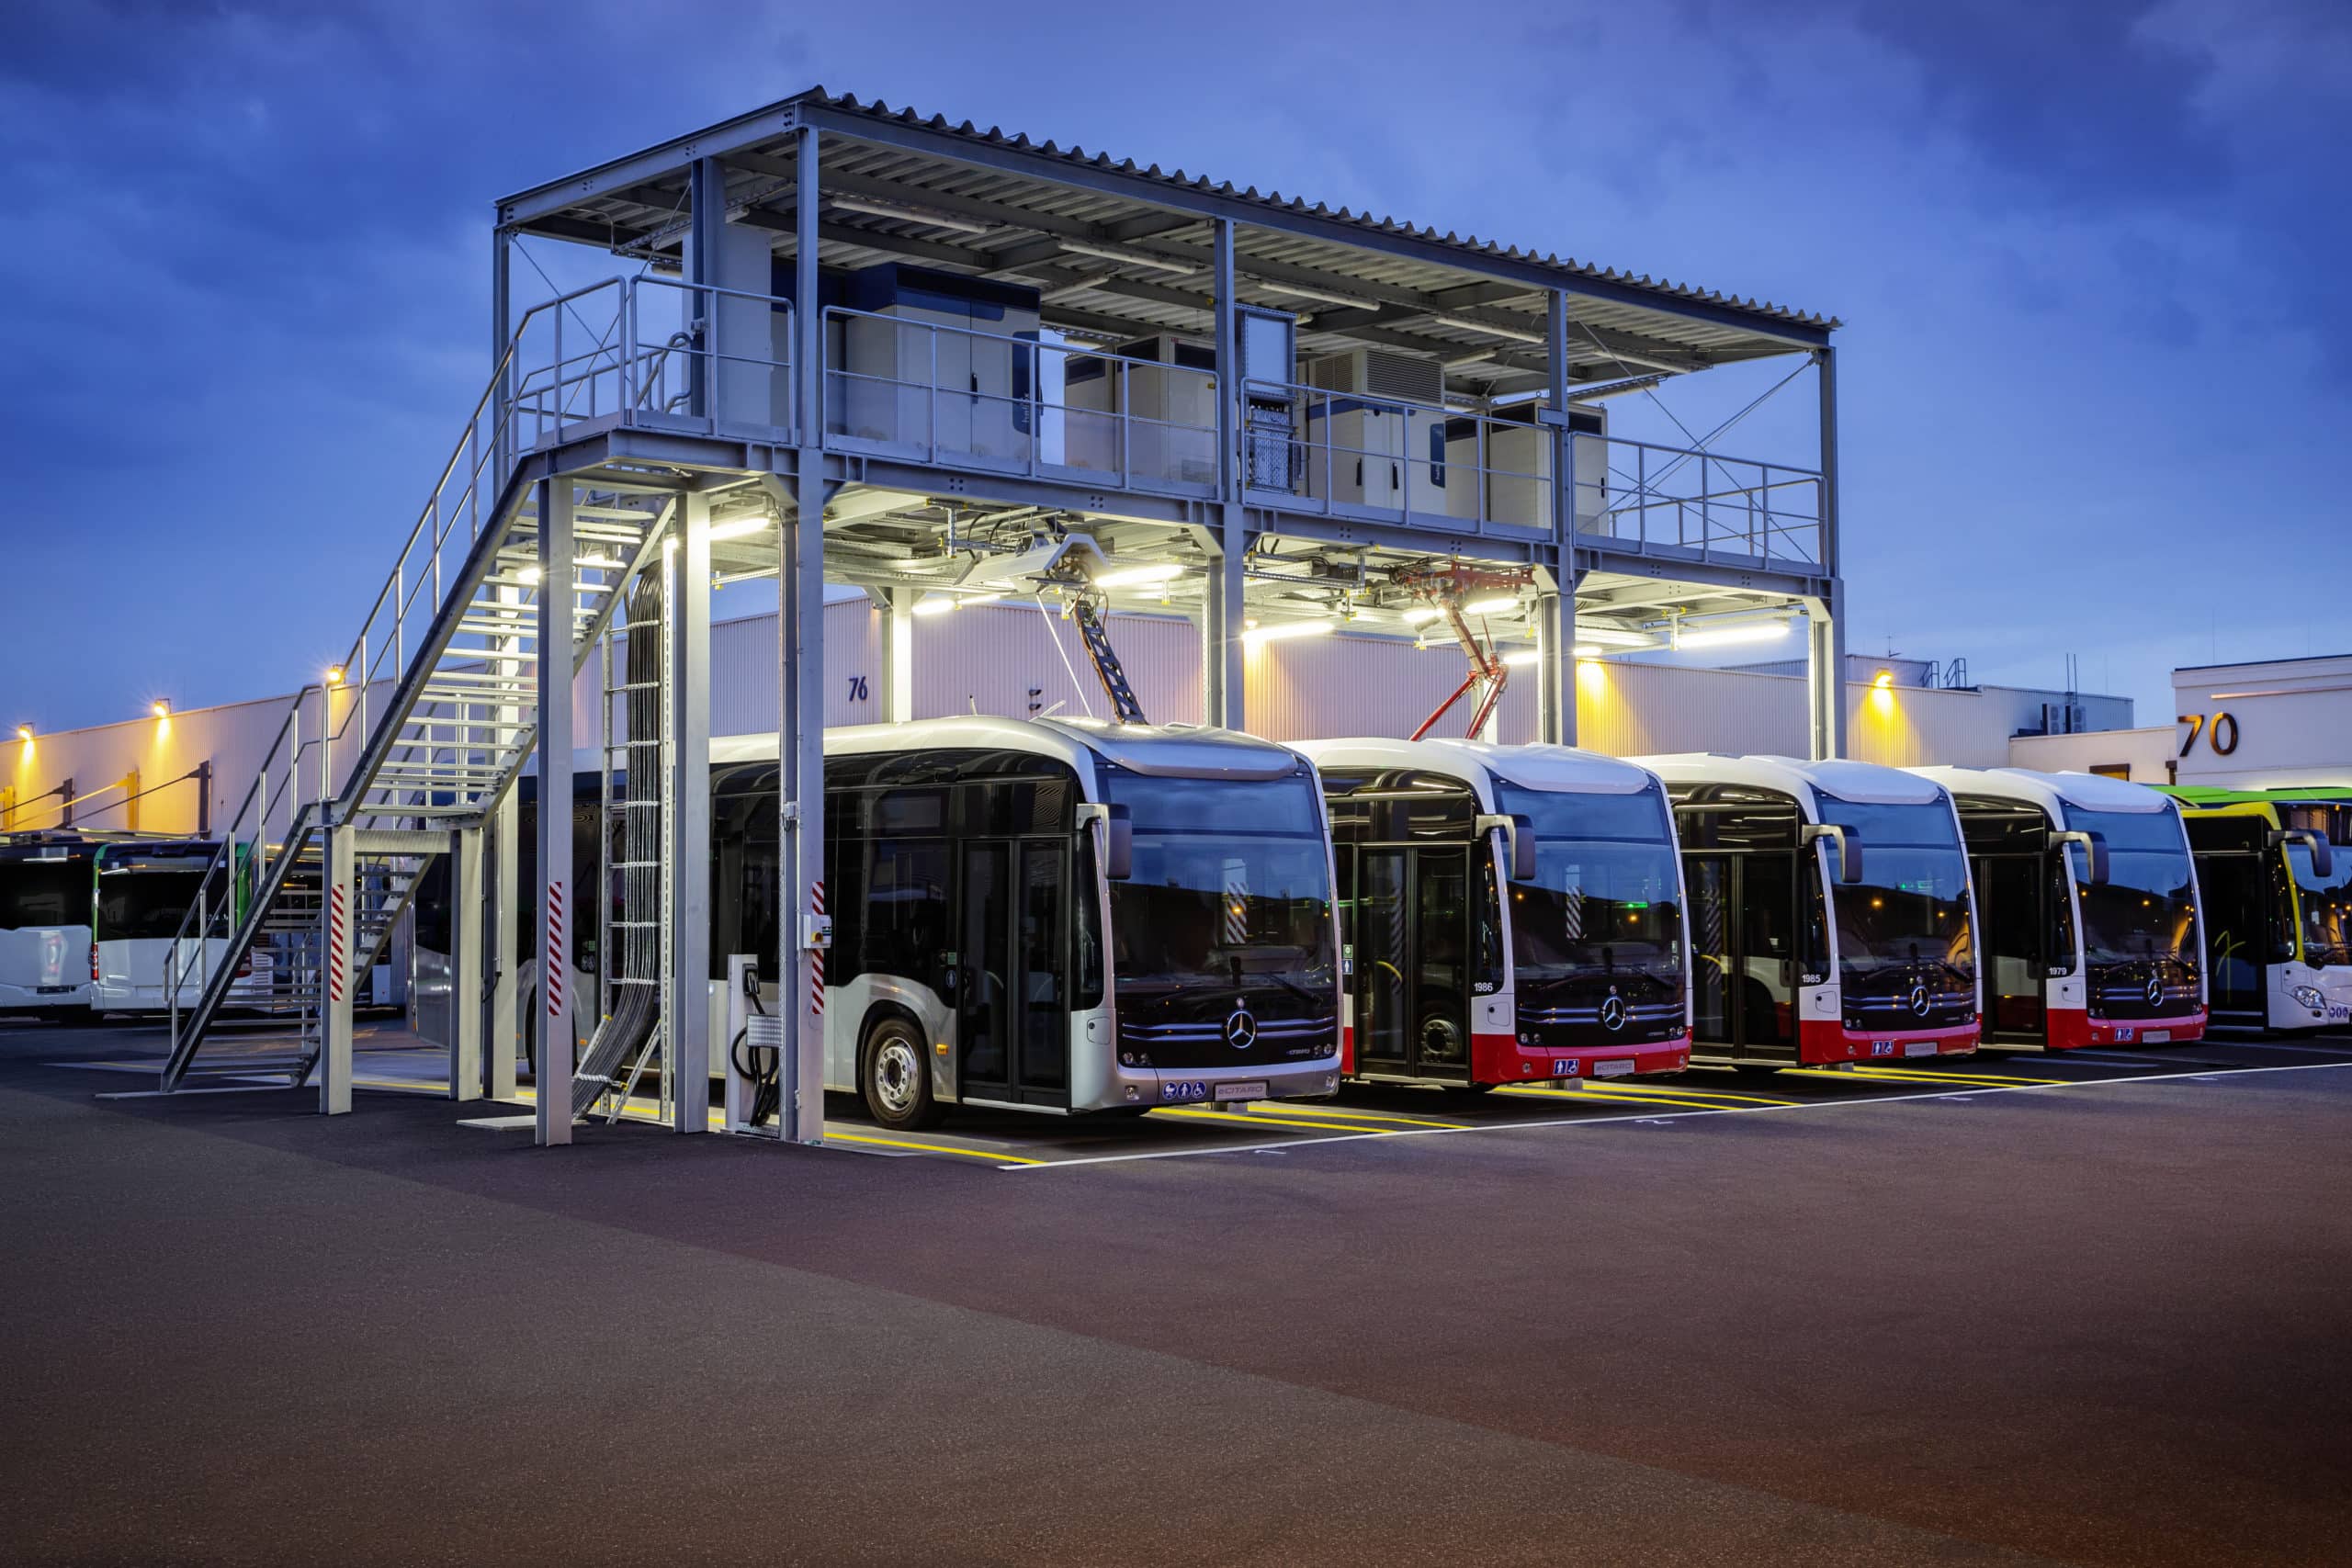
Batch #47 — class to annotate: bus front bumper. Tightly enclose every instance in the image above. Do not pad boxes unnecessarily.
[2046,1008,2208,1049]
[1127,1059,1343,1110]
[1797,1019,1978,1064]
[0,981,92,1014]
[1471,1032,1691,1084]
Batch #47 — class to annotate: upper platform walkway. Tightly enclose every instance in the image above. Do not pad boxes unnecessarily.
[493,86,1842,623]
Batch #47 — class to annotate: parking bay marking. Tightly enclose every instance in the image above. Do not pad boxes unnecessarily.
[1002,1061,2352,1172]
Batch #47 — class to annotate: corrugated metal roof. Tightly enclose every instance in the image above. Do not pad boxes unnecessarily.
[797,88,1834,331]
[503,85,1838,369]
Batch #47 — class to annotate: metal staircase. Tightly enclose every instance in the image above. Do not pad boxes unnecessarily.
[158,276,708,1093]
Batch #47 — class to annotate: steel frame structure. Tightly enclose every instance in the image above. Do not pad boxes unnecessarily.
[163,87,1848,1145]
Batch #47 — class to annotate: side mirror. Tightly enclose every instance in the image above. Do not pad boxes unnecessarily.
[2054,829,2110,886]
[1102,803,1134,881]
[1804,823,1863,885]
[1477,812,1538,881]
[2276,828,2335,880]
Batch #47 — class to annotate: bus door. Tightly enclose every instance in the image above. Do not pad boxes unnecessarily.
[954,839,1070,1107]
[1352,845,1471,1078]
[2192,851,2267,1022]
[1684,852,1801,1062]
[1973,852,2048,1043]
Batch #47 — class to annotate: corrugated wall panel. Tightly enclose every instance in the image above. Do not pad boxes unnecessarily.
[15,609,2116,819]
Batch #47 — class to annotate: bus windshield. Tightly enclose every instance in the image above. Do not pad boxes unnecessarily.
[2288,842,2352,968]
[1491,783,1682,1010]
[1812,793,1975,1022]
[0,858,92,930]
[2062,807,2201,975]
[96,868,207,941]
[1103,769,1337,1054]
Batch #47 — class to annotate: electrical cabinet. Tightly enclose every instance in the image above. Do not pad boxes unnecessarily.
[836,265,1041,460]
[1063,334,1218,485]
[1300,349,1443,509]
[1440,404,1609,530]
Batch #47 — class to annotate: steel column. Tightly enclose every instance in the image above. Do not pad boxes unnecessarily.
[534,477,576,1147]
[1810,346,1847,761]
[770,122,829,1145]
[1807,589,1848,761]
[884,586,916,724]
[1533,576,1573,746]
[669,491,713,1133]
[1206,217,1246,730]
[320,820,355,1116]
[451,825,483,1100]
[489,785,519,1100]
[1543,290,1581,747]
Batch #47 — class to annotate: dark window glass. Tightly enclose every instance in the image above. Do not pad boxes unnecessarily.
[1739,854,1797,1046]
[1019,843,1068,1089]
[0,860,92,929]
[1813,791,1974,1024]
[1668,784,1802,851]
[2060,807,2200,980]
[865,838,952,995]
[2194,853,2267,1011]
[1494,783,1682,1018]
[2288,841,2352,968]
[1072,833,1104,1010]
[1492,782,1671,844]
[96,869,206,941]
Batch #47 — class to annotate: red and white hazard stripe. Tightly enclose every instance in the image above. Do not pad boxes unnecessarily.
[545,881,566,1018]
[326,885,347,1004]
[808,879,826,1019]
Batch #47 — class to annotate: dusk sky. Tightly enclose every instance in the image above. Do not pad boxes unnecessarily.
[6,0,2346,732]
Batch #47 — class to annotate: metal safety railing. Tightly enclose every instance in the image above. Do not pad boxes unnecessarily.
[1239,379,1557,536]
[820,307,1219,498]
[162,275,787,1036]
[1574,434,1822,566]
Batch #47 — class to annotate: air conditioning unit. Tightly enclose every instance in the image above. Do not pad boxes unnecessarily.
[1301,349,1444,510]
[1063,334,1218,485]
[1441,403,1609,530]
[838,265,1042,459]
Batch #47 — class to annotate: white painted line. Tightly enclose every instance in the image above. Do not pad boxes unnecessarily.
[1003,1061,2352,1172]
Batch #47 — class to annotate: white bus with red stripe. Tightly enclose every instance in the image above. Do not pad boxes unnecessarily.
[1637,756,1983,1067]
[1296,739,1692,1090]
[1911,767,2206,1051]
[708,717,1343,1131]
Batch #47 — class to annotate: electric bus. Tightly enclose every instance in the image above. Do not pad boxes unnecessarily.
[2155,790,2352,1032]
[709,716,1342,1129]
[96,840,393,1017]
[1296,739,1691,1089]
[1913,767,2205,1049]
[1635,756,1981,1066]
[0,833,97,1019]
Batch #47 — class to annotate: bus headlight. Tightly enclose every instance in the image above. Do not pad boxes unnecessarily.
[2290,985,2325,1011]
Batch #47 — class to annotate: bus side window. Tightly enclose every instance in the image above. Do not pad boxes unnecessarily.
[1799,855,1831,985]
[2267,854,2298,963]
[2046,859,2075,974]
[1072,834,1104,1011]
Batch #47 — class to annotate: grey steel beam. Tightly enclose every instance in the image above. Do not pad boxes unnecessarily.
[792,102,1831,348]
[1808,588,1847,761]
[497,99,807,227]
[490,782,519,1100]
[1539,288,1577,748]
[451,825,483,1101]
[1206,219,1245,730]
[321,820,356,1116]
[670,491,713,1134]
[534,476,575,1147]
[883,586,916,723]
[777,125,827,1146]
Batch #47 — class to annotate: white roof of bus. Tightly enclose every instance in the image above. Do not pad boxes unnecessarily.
[1911,765,2175,818]
[1634,753,1949,811]
[711,716,1305,781]
[1295,738,1657,805]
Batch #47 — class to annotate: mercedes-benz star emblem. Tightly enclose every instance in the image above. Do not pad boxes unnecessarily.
[2145,976,2165,1008]
[1224,1008,1259,1050]
[1600,994,1628,1032]
[1907,984,1933,1019]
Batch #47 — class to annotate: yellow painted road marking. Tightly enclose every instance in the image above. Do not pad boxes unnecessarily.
[823,1130,1047,1166]
[1581,1081,1799,1107]
[1155,1106,1464,1134]
[1501,1082,1800,1109]
[1243,1102,1469,1129]
[1847,1066,2066,1088]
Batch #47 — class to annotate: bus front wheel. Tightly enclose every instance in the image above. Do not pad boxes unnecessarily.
[861,1015,943,1132]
